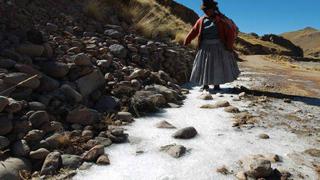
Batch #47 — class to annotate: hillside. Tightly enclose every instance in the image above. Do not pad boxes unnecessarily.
[85,0,303,56]
[1,0,319,179]
[236,33,295,56]
[282,27,320,57]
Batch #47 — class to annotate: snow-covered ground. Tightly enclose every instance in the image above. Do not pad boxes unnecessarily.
[75,75,319,179]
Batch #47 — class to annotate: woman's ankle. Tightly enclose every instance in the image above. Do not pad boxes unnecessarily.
[202,85,209,90]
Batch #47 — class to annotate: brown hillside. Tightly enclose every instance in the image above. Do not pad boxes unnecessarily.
[84,0,304,56]
[281,27,320,57]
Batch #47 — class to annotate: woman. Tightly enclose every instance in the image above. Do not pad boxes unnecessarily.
[184,0,240,92]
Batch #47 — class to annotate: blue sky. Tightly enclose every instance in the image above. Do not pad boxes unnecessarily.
[175,0,320,35]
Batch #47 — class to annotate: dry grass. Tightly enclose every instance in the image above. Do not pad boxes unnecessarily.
[84,0,293,51]
[83,0,106,21]
[83,0,193,44]
[84,0,131,21]
[130,0,192,41]
[239,33,289,51]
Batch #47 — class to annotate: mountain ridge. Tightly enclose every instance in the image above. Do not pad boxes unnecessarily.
[281,27,320,57]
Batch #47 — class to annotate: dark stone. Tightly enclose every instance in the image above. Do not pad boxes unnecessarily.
[27,29,44,44]
[94,96,120,113]
[38,62,69,78]
[172,127,198,139]
[28,111,50,129]
[0,136,10,150]
[0,157,31,180]
[11,140,30,157]
[83,145,104,162]
[40,151,62,175]
[0,114,13,135]
[109,44,127,58]
[61,154,83,169]
[66,107,100,126]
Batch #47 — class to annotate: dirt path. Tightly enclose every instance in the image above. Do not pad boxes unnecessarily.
[240,55,320,99]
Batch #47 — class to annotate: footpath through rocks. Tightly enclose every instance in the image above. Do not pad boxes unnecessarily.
[75,64,320,180]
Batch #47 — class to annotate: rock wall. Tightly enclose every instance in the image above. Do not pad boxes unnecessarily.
[0,0,195,178]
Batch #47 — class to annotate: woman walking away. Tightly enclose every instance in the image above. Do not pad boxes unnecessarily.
[184,0,240,92]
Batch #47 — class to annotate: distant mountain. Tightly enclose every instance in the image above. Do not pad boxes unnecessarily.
[281,27,320,57]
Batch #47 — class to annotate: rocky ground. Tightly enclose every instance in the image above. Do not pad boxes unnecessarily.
[0,0,195,179]
[1,1,319,180]
[76,55,320,180]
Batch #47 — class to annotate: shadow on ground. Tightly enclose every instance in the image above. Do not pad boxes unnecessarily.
[183,83,320,107]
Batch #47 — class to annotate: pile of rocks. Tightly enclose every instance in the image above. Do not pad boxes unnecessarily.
[0,0,195,178]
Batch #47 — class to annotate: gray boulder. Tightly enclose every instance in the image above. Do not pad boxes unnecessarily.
[94,137,112,147]
[104,29,123,39]
[96,154,110,165]
[16,44,44,57]
[11,140,30,157]
[241,155,273,179]
[28,111,50,129]
[73,53,92,66]
[83,145,104,162]
[161,144,186,158]
[244,158,273,178]
[29,148,50,160]
[76,69,105,97]
[60,84,83,103]
[23,129,44,142]
[3,73,40,89]
[145,84,179,102]
[94,96,120,113]
[0,157,31,180]
[130,91,159,115]
[109,44,127,58]
[0,115,13,135]
[6,99,23,113]
[38,75,60,92]
[39,62,69,78]
[61,154,83,169]
[28,101,46,111]
[0,96,9,112]
[156,120,176,129]
[66,107,100,125]
[44,133,67,149]
[116,112,133,122]
[40,151,62,175]
[172,127,198,139]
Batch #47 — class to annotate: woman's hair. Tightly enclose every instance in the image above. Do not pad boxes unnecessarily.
[202,5,221,17]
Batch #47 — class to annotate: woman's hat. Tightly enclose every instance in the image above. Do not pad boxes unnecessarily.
[201,0,218,10]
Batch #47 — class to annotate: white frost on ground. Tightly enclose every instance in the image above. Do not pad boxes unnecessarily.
[75,79,318,180]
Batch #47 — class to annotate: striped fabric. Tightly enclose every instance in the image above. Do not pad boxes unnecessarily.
[190,39,240,85]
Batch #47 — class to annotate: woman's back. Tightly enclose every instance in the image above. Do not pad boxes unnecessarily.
[201,17,219,40]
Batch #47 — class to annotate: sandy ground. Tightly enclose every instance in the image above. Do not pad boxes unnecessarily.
[75,55,320,180]
[240,55,320,98]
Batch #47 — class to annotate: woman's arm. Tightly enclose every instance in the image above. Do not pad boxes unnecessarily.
[184,18,202,46]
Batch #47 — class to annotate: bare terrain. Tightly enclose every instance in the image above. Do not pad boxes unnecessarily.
[77,56,320,179]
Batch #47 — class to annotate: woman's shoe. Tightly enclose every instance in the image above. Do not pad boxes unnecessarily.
[214,85,221,91]
[200,85,210,92]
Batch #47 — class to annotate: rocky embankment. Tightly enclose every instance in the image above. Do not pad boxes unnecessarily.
[0,0,195,179]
